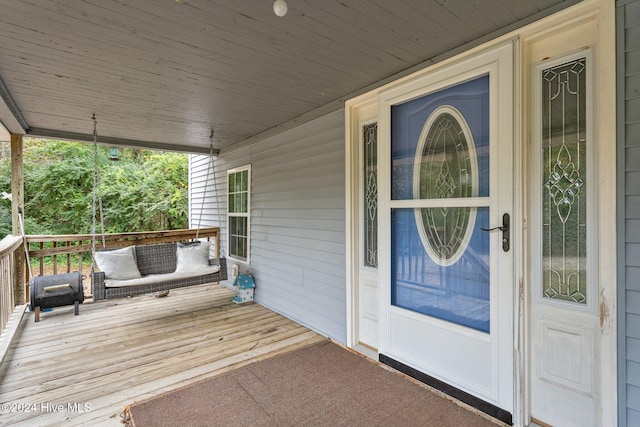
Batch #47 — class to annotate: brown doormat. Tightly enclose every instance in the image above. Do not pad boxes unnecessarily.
[121,340,501,427]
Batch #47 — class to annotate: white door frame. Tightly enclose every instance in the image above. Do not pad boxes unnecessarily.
[345,93,379,353]
[519,3,617,425]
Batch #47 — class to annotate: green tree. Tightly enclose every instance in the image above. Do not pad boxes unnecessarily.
[23,140,94,234]
[0,139,189,239]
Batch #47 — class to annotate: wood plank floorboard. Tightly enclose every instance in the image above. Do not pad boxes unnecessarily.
[0,284,324,426]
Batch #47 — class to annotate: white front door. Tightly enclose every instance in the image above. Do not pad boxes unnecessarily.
[377,42,515,420]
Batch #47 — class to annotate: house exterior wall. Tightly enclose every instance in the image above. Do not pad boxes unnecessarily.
[189,152,226,238]
[619,1,640,425]
[189,1,619,424]
[190,110,347,343]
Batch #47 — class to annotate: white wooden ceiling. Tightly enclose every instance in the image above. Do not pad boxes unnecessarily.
[0,0,580,154]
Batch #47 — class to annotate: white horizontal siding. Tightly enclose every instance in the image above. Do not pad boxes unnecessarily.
[189,154,226,236]
[189,110,346,342]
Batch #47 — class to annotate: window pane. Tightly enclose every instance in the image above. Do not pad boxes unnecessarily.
[228,173,235,193]
[228,170,249,214]
[229,216,248,261]
[391,207,490,332]
[240,193,247,213]
[391,75,490,200]
[541,57,587,304]
[228,192,235,212]
[241,170,248,192]
[235,194,242,213]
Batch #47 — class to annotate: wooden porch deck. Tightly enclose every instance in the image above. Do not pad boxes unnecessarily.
[0,284,324,426]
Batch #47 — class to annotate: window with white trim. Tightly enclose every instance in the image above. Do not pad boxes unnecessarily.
[227,165,250,262]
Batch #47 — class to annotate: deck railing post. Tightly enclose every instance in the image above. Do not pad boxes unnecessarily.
[10,134,26,304]
[0,236,26,327]
[12,244,24,304]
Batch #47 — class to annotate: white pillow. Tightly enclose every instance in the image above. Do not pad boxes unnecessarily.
[175,242,211,273]
[94,246,142,280]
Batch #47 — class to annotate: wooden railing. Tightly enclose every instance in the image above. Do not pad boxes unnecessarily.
[0,228,220,358]
[25,227,221,280]
[1,227,220,327]
[0,235,24,333]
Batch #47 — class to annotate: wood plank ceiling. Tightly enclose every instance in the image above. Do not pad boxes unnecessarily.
[0,0,580,153]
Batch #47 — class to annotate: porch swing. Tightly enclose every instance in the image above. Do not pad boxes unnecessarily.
[90,118,228,301]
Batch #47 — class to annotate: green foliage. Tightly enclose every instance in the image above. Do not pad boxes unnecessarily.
[0,157,10,235]
[0,204,11,237]
[0,139,189,239]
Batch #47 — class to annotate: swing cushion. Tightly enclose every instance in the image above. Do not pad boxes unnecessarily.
[175,242,211,273]
[103,265,220,288]
[92,242,228,300]
[94,246,142,280]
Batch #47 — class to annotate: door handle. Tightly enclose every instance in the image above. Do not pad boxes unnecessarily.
[480,213,510,252]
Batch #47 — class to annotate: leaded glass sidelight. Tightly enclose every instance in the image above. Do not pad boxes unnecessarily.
[541,57,587,304]
[363,123,378,268]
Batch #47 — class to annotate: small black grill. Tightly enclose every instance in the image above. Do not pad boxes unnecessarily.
[30,272,84,322]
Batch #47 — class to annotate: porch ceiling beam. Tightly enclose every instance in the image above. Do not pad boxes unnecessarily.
[0,74,28,134]
[26,127,219,155]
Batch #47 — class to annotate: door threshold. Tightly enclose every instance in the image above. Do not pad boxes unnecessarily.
[379,354,513,426]
[353,343,377,360]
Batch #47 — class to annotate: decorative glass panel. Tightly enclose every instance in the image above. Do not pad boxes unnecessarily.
[541,57,587,304]
[415,108,477,200]
[414,106,478,266]
[363,123,378,268]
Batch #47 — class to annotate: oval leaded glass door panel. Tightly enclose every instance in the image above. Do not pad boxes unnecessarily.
[413,105,478,266]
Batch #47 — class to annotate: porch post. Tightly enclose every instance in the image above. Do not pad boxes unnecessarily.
[11,133,25,304]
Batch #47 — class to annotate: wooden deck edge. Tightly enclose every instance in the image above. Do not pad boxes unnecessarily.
[0,303,28,366]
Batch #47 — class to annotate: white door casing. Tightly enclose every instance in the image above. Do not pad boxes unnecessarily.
[527,31,600,427]
[358,113,380,350]
[520,3,616,426]
[346,96,380,353]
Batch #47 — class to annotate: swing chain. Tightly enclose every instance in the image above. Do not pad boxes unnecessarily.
[91,114,106,271]
[195,131,212,240]
[210,133,224,257]
[195,130,224,256]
